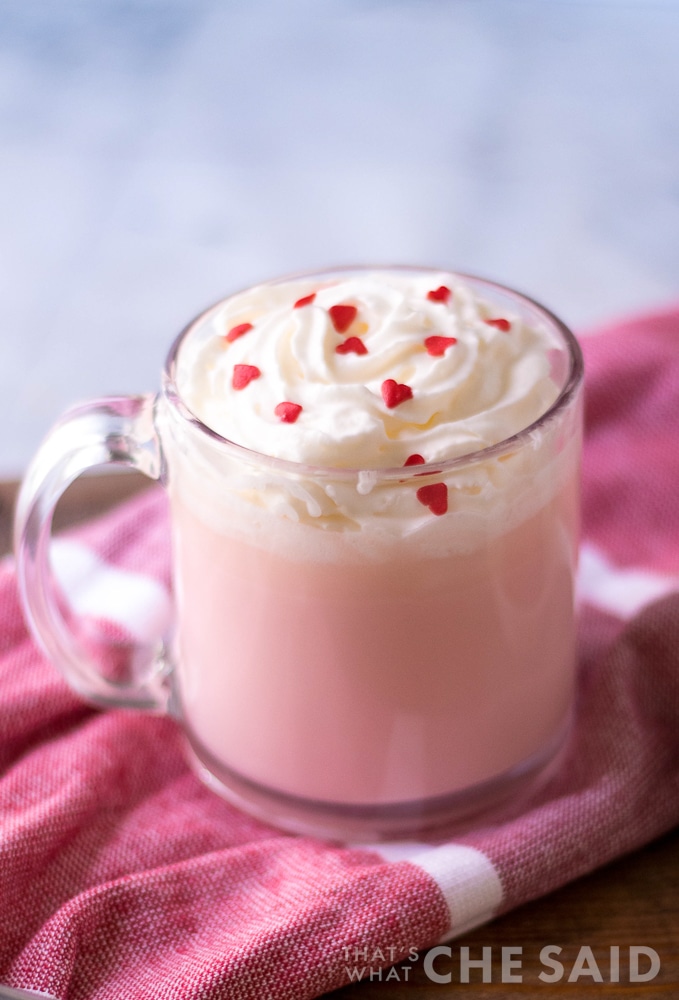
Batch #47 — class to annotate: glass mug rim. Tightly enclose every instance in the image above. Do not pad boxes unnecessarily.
[162,264,584,481]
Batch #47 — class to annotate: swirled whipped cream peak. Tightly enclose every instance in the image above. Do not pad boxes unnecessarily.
[175,270,562,470]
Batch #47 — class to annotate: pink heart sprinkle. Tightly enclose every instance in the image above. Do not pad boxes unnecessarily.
[335,336,368,356]
[424,335,457,357]
[232,364,261,390]
[294,293,316,308]
[427,286,452,304]
[381,379,413,408]
[485,318,511,332]
[275,401,303,423]
[225,322,253,343]
[329,304,357,333]
[403,454,425,467]
[416,482,448,516]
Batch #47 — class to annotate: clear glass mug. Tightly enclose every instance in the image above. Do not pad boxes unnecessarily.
[14,268,584,840]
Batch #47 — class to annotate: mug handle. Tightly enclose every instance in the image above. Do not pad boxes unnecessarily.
[13,394,170,712]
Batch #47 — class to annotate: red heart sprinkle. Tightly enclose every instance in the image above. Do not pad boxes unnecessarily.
[381,379,413,408]
[427,286,452,304]
[329,304,357,333]
[424,335,458,357]
[404,454,425,466]
[416,482,448,516]
[275,401,303,423]
[335,336,368,356]
[294,293,316,308]
[232,364,261,390]
[225,322,253,343]
[485,318,511,332]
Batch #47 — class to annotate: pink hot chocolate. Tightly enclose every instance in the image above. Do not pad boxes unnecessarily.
[161,268,583,836]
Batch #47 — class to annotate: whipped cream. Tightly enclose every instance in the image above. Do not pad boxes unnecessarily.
[174,270,562,470]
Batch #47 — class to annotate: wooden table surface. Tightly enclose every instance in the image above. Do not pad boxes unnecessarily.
[2,473,679,999]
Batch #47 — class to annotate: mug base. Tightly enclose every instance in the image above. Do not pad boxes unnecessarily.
[184,721,571,842]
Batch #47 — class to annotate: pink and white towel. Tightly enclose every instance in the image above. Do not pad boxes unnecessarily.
[1,307,678,999]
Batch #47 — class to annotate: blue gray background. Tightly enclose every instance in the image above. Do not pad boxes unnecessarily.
[1,0,678,474]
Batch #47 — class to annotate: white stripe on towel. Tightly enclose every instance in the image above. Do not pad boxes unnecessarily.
[368,840,503,937]
[577,543,679,620]
[51,539,172,643]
